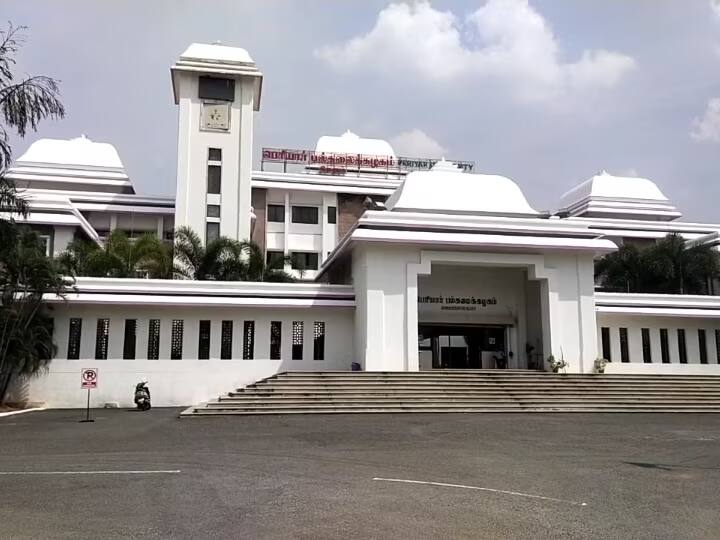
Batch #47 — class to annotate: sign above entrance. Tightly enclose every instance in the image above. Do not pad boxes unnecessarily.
[419,295,499,312]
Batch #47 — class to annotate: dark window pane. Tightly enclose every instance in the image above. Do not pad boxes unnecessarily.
[123,319,137,360]
[660,329,670,363]
[270,321,282,360]
[198,320,211,360]
[292,321,303,360]
[148,319,160,360]
[267,204,285,223]
[95,318,110,360]
[266,251,285,269]
[292,206,319,224]
[67,318,82,360]
[243,321,254,360]
[207,165,221,194]
[699,329,708,364]
[198,76,235,101]
[290,252,319,271]
[601,327,611,361]
[328,206,337,224]
[677,329,687,364]
[221,320,233,360]
[171,320,184,360]
[313,322,325,361]
[619,328,629,363]
[716,329,720,364]
[208,147,222,161]
[641,328,651,363]
[207,204,221,218]
[206,222,220,244]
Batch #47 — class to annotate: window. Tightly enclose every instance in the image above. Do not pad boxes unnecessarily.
[677,329,687,364]
[660,329,670,363]
[266,250,285,269]
[95,318,110,360]
[641,328,652,363]
[699,329,708,364]
[243,321,255,360]
[291,206,319,224]
[619,328,629,363]
[171,320,184,360]
[198,76,235,101]
[267,204,285,223]
[313,322,325,361]
[221,321,233,360]
[270,321,282,360]
[123,319,137,360]
[207,164,221,194]
[600,327,611,361]
[208,147,222,162]
[292,321,304,360]
[328,206,337,224]
[198,320,211,360]
[67,318,82,360]
[206,222,220,244]
[290,252,319,271]
[716,329,720,364]
[148,319,160,360]
[207,205,221,218]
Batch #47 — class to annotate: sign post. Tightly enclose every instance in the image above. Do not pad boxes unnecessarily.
[80,368,98,423]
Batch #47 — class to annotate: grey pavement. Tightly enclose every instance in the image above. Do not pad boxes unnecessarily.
[1,409,719,539]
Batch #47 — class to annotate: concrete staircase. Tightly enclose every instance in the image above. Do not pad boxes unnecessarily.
[182,370,720,416]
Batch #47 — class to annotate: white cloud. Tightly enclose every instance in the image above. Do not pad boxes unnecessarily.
[390,129,447,157]
[315,0,636,101]
[691,97,720,142]
[712,0,720,17]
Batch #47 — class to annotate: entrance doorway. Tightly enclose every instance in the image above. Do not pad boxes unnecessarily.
[418,324,507,369]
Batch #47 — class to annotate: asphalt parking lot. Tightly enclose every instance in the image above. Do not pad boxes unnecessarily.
[1,409,719,539]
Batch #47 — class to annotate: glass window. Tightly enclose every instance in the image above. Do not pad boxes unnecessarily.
[67,318,82,360]
[198,320,211,360]
[619,328,629,363]
[601,327,611,361]
[221,321,233,360]
[266,251,285,269]
[198,76,235,101]
[171,320,184,360]
[206,222,220,244]
[243,321,254,360]
[715,329,720,364]
[641,328,651,363]
[699,329,708,364]
[270,321,282,360]
[677,329,687,364]
[267,204,285,223]
[290,252,319,271]
[313,322,325,361]
[148,319,160,360]
[207,205,221,218]
[292,321,304,360]
[95,318,110,360]
[328,206,337,224]
[208,148,222,162]
[207,164,221,194]
[291,206,319,224]
[123,319,137,360]
[660,329,670,363]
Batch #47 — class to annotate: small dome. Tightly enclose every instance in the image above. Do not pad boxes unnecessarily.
[315,131,396,157]
[385,160,538,216]
[179,42,254,66]
[16,135,124,170]
[557,171,681,221]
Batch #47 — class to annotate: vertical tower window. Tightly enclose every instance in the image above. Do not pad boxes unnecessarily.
[270,321,282,360]
[600,327,611,361]
[313,322,325,361]
[328,206,337,224]
[677,329,687,364]
[67,318,82,360]
[641,328,651,363]
[715,329,720,364]
[198,320,211,360]
[660,329,670,363]
[619,328,629,363]
[221,320,233,360]
[123,319,137,360]
[206,222,220,243]
[243,321,254,360]
[207,204,221,218]
[207,164,221,194]
[148,319,160,360]
[95,318,110,360]
[698,329,708,364]
[208,147,222,162]
[292,321,304,360]
[171,320,184,360]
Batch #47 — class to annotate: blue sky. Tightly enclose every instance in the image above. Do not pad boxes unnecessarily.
[5,1,720,220]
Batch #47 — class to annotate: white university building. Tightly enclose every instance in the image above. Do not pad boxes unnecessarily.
[7,43,720,408]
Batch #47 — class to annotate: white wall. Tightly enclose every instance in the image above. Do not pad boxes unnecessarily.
[16,303,354,408]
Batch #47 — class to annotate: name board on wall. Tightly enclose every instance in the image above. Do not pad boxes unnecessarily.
[418,295,499,312]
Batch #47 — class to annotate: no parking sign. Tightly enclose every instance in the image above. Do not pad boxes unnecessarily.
[81,368,98,389]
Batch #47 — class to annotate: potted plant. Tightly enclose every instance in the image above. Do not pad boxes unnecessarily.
[594,357,608,374]
[547,353,568,374]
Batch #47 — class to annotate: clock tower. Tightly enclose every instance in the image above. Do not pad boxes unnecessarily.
[171,43,263,243]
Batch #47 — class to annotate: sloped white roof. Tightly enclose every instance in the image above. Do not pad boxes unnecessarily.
[179,42,254,66]
[17,135,123,170]
[385,160,538,216]
[315,131,396,157]
[558,171,681,221]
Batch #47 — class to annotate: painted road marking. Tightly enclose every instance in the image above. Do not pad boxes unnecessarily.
[0,407,46,418]
[373,477,587,507]
[0,470,181,476]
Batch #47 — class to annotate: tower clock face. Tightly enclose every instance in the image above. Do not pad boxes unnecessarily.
[201,102,230,131]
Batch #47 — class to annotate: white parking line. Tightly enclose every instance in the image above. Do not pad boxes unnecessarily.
[373,477,587,506]
[0,407,46,418]
[0,470,181,476]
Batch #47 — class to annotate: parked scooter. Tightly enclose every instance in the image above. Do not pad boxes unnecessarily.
[134,379,151,410]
